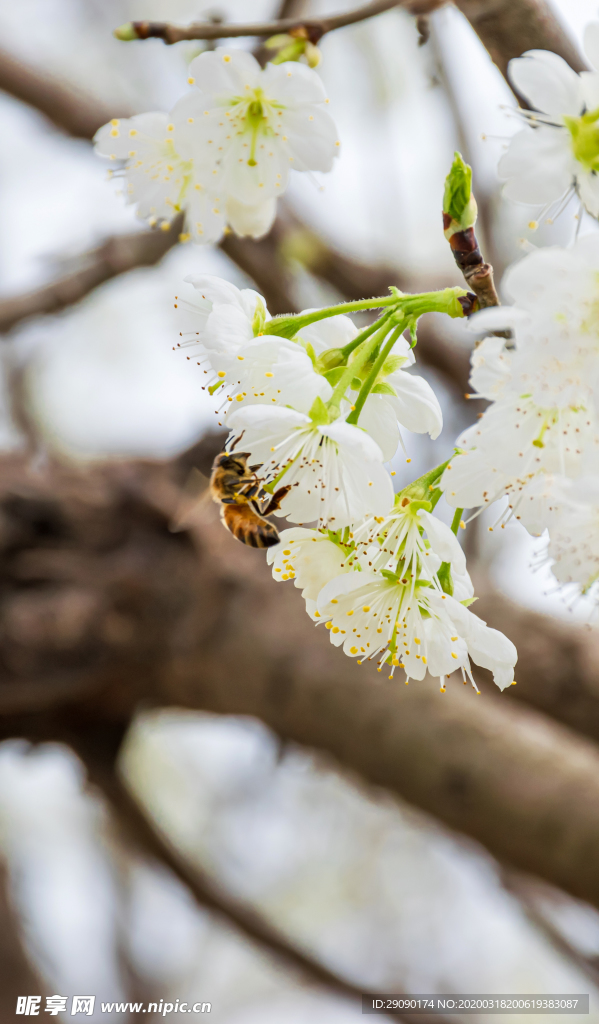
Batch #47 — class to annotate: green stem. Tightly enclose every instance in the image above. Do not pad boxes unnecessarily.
[262,286,470,340]
[450,507,464,535]
[326,320,391,419]
[346,320,406,426]
[263,296,398,339]
[340,312,392,359]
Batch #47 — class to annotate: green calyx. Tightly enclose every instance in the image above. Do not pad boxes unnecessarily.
[443,151,478,237]
[394,460,451,506]
[265,33,321,67]
[437,508,464,596]
[564,108,599,172]
[251,298,267,335]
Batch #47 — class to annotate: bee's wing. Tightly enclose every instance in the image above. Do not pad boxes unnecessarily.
[170,467,212,532]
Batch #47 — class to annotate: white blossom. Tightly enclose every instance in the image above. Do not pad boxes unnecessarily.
[266,527,352,618]
[498,29,599,216]
[316,571,516,690]
[184,48,340,210]
[534,475,599,594]
[94,107,243,243]
[443,238,599,531]
[227,404,394,528]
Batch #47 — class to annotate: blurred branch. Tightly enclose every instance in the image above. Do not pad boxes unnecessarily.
[4,450,599,913]
[0,220,183,334]
[0,45,129,138]
[501,869,599,989]
[115,1,404,45]
[70,730,427,1022]
[454,0,587,79]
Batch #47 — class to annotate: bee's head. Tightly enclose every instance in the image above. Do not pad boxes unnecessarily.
[214,452,250,475]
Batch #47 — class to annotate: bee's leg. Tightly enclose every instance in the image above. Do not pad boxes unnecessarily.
[262,485,292,515]
[242,482,262,499]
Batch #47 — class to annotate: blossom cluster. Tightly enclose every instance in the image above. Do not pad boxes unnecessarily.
[177,275,518,691]
[442,233,599,598]
[94,48,339,243]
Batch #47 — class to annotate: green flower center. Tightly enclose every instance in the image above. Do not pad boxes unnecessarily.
[228,88,285,166]
[564,107,599,172]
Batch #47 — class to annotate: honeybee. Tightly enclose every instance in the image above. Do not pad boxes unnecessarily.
[210,451,291,548]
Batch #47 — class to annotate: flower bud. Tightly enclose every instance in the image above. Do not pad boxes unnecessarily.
[443,151,478,239]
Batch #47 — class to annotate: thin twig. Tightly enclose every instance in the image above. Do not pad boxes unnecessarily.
[0,218,183,334]
[116,0,402,45]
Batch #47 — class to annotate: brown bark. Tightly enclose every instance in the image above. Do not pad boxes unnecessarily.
[3,446,599,912]
[455,0,587,79]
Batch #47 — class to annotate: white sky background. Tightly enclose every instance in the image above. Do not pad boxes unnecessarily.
[1,2,599,1019]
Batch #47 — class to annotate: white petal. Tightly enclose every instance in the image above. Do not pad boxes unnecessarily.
[468,335,512,399]
[418,510,466,575]
[508,51,583,117]
[354,394,400,461]
[226,197,277,238]
[584,22,599,74]
[188,48,261,99]
[261,60,328,106]
[267,528,348,600]
[238,338,332,413]
[297,314,358,354]
[579,70,599,110]
[278,106,339,173]
[442,449,506,509]
[321,420,385,463]
[387,372,443,439]
[183,275,245,308]
[577,170,599,218]
[499,126,574,204]
[466,306,530,333]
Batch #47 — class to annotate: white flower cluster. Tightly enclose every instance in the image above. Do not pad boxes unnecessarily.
[498,25,599,217]
[178,275,518,691]
[442,233,599,598]
[94,48,339,242]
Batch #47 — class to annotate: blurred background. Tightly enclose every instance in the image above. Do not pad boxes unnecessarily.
[1,0,599,1021]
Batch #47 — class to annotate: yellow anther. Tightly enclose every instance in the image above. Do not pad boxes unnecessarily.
[325,621,333,629]
[217,371,226,378]
[362,605,370,612]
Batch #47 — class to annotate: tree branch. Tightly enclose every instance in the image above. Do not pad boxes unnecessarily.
[115,1,403,45]
[454,0,587,79]
[0,219,183,334]
[0,45,129,138]
[69,730,436,1023]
